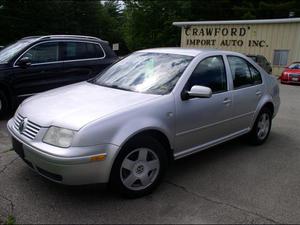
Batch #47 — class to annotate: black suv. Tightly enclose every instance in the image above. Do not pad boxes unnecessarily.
[247,54,272,74]
[0,35,117,116]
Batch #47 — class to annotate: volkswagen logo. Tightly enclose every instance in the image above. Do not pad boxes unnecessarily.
[19,118,28,134]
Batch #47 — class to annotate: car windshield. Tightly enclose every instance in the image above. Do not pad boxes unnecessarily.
[92,52,193,95]
[288,63,300,69]
[0,39,35,64]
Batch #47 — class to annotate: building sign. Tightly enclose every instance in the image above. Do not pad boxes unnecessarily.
[184,26,269,48]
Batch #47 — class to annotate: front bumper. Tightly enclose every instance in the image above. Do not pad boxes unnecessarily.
[7,119,119,185]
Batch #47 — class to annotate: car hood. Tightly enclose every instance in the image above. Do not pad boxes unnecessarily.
[284,69,300,74]
[18,82,159,130]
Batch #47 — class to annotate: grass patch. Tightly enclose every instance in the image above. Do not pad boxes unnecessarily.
[4,215,15,225]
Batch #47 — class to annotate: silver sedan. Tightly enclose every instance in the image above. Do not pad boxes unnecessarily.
[7,48,280,197]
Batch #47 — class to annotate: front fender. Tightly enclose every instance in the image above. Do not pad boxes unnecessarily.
[72,94,175,149]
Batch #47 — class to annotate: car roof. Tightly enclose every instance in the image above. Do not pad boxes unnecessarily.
[21,35,108,44]
[137,47,243,57]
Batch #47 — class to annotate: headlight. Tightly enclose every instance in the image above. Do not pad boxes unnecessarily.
[43,126,76,148]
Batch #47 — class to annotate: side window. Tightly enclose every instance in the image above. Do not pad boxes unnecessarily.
[186,56,227,93]
[228,56,252,89]
[249,64,262,85]
[228,56,262,88]
[86,43,104,58]
[23,42,59,64]
[63,42,104,60]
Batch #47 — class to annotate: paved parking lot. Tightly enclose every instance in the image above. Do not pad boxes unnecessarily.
[0,84,300,224]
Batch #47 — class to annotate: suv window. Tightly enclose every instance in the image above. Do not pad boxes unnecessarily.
[23,42,59,64]
[63,42,104,60]
[186,56,227,93]
[227,56,262,89]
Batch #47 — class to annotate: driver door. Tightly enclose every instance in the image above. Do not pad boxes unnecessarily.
[12,41,64,99]
[174,55,234,157]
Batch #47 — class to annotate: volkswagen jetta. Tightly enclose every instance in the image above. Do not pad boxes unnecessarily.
[7,48,280,197]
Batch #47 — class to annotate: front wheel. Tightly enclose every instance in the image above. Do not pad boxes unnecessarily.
[0,91,9,118]
[249,107,272,145]
[110,136,167,198]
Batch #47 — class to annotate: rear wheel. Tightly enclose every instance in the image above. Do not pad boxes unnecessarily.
[110,136,167,198]
[249,107,272,145]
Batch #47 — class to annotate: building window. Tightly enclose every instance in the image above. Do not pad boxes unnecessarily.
[273,50,289,67]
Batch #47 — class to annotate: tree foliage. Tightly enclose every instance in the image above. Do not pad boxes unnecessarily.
[0,0,299,53]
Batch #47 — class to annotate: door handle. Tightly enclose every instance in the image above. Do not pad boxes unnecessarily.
[223,99,232,104]
[256,91,262,96]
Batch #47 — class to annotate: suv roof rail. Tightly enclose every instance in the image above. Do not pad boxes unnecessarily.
[21,36,44,40]
[21,35,108,44]
[40,35,105,42]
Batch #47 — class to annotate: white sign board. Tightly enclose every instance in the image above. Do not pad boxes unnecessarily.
[112,43,119,51]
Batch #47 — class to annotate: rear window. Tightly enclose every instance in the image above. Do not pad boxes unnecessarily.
[63,42,104,60]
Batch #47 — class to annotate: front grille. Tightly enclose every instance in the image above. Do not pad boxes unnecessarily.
[14,114,41,140]
[290,73,300,78]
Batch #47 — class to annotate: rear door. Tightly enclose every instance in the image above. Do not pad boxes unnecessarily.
[61,41,111,84]
[12,41,64,98]
[226,55,263,132]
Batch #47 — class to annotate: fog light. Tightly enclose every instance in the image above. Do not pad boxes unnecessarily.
[90,154,106,161]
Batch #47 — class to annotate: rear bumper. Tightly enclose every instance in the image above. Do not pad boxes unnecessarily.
[7,119,119,185]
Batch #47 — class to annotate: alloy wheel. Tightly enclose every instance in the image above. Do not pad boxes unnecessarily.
[257,113,270,140]
[120,148,160,191]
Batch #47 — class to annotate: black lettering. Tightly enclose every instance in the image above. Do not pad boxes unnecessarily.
[239,28,246,36]
[248,40,252,47]
[188,39,196,45]
[206,28,213,36]
[222,28,229,36]
[199,28,204,36]
[192,28,198,36]
[220,40,228,46]
[196,39,201,45]
[214,28,221,36]
[211,40,216,46]
[231,28,237,36]
[259,40,266,47]
[253,40,260,47]
[185,28,191,36]
[237,40,243,46]
[232,40,237,46]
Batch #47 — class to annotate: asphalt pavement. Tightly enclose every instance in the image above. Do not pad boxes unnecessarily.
[0,84,300,224]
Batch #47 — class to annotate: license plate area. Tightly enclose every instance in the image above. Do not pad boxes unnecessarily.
[292,77,299,81]
[12,138,24,159]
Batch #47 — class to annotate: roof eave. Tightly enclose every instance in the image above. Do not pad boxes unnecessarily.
[173,18,300,27]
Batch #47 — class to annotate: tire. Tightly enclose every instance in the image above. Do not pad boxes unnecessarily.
[110,136,168,198]
[249,107,272,145]
[0,91,9,118]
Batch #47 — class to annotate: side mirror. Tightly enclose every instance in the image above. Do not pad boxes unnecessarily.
[17,57,31,68]
[182,85,212,100]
